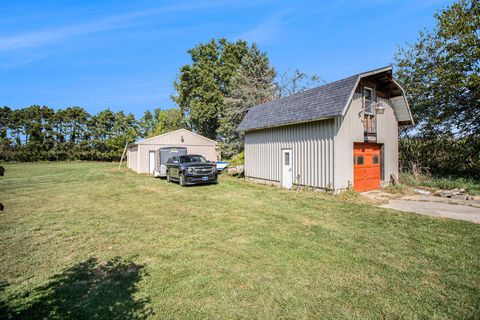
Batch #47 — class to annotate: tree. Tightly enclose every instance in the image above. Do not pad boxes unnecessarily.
[8,109,23,146]
[395,0,479,138]
[275,69,324,98]
[138,108,185,138]
[0,107,11,159]
[109,111,138,159]
[149,108,185,137]
[63,107,90,144]
[138,110,155,138]
[172,39,251,139]
[0,107,11,144]
[217,44,276,159]
[21,106,55,158]
[88,109,116,153]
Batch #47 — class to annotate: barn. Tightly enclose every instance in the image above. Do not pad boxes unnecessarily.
[237,66,414,192]
[127,129,219,174]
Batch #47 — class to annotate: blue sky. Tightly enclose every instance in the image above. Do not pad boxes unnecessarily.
[0,0,452,118]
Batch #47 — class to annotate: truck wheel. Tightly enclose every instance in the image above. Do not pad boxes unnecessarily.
[179,173,186,187]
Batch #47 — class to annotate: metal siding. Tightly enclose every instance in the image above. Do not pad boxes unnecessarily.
[244,119,335,188]
[334,93,399,189]
[334,93,363,189]
[137,129,216,146]
[390,96,411,122]
[377,97,399,182]
[127,146,138,171]
[130,129,217,173]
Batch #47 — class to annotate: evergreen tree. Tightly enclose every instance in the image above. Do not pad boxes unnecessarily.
[218,44,276,159]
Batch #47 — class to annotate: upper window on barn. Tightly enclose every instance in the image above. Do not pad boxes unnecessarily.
[364,87,373,101]
[363,86,375,115]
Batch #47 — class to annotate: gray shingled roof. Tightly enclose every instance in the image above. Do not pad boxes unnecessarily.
[237,74,359,132]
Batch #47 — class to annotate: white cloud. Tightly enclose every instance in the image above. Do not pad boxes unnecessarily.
[0,2,214,52]
[237,11,291,44]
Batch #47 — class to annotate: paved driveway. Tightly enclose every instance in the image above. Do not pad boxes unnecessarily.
[381,199,480,223]
[364,191,480,224]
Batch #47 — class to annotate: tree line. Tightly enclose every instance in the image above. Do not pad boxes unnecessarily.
[0,106,185,162]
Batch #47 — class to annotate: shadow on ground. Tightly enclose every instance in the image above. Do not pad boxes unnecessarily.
[2,257,152,319]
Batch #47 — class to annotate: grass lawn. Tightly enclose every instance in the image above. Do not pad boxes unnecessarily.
[1,162,479,319]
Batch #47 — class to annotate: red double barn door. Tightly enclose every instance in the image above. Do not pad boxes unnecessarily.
[354,143,381,192]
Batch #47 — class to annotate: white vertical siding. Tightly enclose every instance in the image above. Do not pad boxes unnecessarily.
[376,97,399,181]
[128,129,217,173]
[333,93,363,189]
[333,93,399,189]
[127,146,138,171]
[244,119,335,189]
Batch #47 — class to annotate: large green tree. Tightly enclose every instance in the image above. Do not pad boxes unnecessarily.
[149,108,185,137]
[217,44,276,159]
[395,0,479,137]
[138,108,185,138]
[172,39,253,139]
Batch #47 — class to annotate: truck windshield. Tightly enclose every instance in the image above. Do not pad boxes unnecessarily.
[179,155,207,163]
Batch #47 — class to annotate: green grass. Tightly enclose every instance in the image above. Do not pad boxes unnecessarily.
[400,173,480,196]
[1,162,479,319]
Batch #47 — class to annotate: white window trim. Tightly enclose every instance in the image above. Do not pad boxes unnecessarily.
[364,86,375,115]
[364,86,374,101]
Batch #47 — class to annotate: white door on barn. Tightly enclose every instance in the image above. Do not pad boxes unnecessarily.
[149,151,155,174]
[282,149,293,189]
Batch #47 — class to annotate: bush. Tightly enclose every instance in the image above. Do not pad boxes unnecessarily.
[228,151,244,166]
[399,136,480,177]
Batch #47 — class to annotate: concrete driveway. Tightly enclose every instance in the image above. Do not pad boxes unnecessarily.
[364,191,480,224]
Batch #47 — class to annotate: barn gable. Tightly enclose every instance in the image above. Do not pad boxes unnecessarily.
[134,129,217,146]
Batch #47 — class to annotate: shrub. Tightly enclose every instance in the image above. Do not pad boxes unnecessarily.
[399,136,480,177]
[228,151,244,166]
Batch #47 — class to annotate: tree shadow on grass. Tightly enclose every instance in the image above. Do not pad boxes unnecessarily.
[0,281,10,320]
[5,257,152,320]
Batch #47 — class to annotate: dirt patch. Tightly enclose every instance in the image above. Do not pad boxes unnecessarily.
[139,186,162,193]
[103,168,130,173]
[300,217,321,226]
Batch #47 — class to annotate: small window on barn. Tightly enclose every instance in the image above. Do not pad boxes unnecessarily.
[364,87,373,101]
[357,156,364,165]
[373,155,379,164]
[284,152,290,166]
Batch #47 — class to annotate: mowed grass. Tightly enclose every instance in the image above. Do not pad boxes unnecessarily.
[0,162,479,319]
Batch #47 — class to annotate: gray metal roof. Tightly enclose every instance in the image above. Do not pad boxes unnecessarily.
[237,66,412,132]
